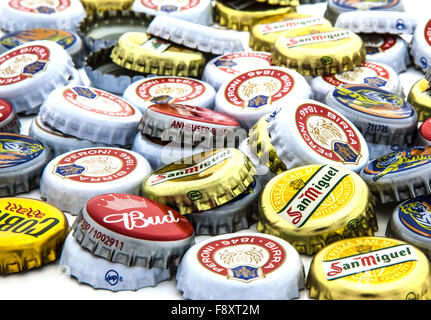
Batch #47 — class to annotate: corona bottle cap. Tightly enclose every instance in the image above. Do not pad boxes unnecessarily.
[325,84,417,146]
[0,133,51,196]
[306,236,431,300]
[214,66,312,129]
[176,232,305,300]
[407,75,431,122]
[72,193,195,268]
[38,86,142,146]
[59,234,171,291]
[267,99,369,172]
[40,147,152,215]
[147,15,245,55]
[202,51,272,91]
[0,40,75,113]
[360,33,410,74]
[214,0,293,32]
[258,164,377,255]
[186,179,262,235]
[0,0,86,32]
[80,0,134,14]
[142,148,257,214]
[310,62,402,103]
[250,13,332,52]
[0,197,69,274]
[110,32,206,78]
[132,0,213,26]
[0,99,20,134]
[409,18,431,72]
[360,146,431,204]
[123,76,216,113]
[387,196,431,261]
[417,118,431,146]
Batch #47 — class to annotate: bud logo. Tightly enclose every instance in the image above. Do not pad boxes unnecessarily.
[103,210,180,230]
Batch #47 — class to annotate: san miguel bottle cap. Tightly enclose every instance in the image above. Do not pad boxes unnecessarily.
[272,26,365,76]
[214,66,312,129]
[417,118,431,146]
[110,32,206,78]
[59,234,171,291]
[0,197,69,274]
[80,0,134,14]
[306,236,431,300]
[72,193,195,268]
[123,76,216,113]
[0,40,75,114]
[0,133,51,196]
[202,51,272,91]
[409,18,431,72]
[360,146,431,204]
[142,148,257,214]
[250,13,332,53]
[408,74,431,122]
[0,99,20,134]
[176,232,305,300]
[267,99,369,172]
[258,164,377,255]
[0,0,86,32]
[38,86,142,146]
[310,62,402,103]
[325,84,418,146]
[40,147,152,215]
[132,0,213,26]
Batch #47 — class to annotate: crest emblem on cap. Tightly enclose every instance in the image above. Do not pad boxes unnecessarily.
[213,59,237,68]
[150,95,174,104]
[333,141,360,164]
[22,61,47,76]
[247,95,269,108]
[160,5,178,12]
[36,6,56,14]
[54,164,86,178]
[73,87,97,99]
[228,266,263,282]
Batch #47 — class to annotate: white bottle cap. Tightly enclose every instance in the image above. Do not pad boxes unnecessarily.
[411,18,431,72]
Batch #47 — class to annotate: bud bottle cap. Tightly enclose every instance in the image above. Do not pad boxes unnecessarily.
[410,18,431,72]
[0,99,20,134]
[407,76,431,122]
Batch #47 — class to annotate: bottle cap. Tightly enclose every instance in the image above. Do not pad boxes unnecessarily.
[258,164,377,255]
[80,0,134,14]
[142,148,256,214]
[147,15,245,55]
[360,146,431,204]
[202,51,272,91]
[386,196,431,261]
[0,99,20,134]
[360,33,410,74]
[214,66,312,129]
[411,18,431,72]
[0,197,69,274]
[407,75,431,122]
[40,147,152,215]
[38,85,142,146]
[132,0,213,26]
[272,26,365,76]
[325,84,418,146]
[176,232,305,300]
[0,40,75,114]
[140,103,241,146]
[123,76,216,113]
[59,233,171,291]
[237,137,273,180]
[78,10,152,52]
[267,98,369,172]
[310,61,402,103]
[306,236,431,300]
[0,0,86,32]
[417,118,431,146]
[0,133,51,196]
[214,0,293,32]
[250,13,332,52]
[72,193,195,268]
[186,178,262,235]
[110,32,206,78]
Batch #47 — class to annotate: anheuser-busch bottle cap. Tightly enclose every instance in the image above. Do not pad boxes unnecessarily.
[72,193,195,269]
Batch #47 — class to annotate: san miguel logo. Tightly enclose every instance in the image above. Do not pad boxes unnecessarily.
[282,30,352,49]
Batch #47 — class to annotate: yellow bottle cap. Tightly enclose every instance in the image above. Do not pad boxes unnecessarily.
[248,115,287,175]
[80,0,134,14]
[272,26,366,76]
[306,236,431,300]
[258,164,377,255]
[142,148,257,214]
[110,32,206,77]
[214,0,294,32]
[0,197,69,274]
[250,13,332,52]
[407,76,431,122]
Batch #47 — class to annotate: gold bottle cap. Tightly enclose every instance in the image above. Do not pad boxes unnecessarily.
[306,236,431,300]
[214,0,294,32]
[0,197,69,274]
[272,25,366,76]
[250,13,332,52]
[141,148,257,214]
[248,115,287,175]
[80,0,134,14]
[110,32,206,77]
[407,75,431,122]
[258,164,377,255]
